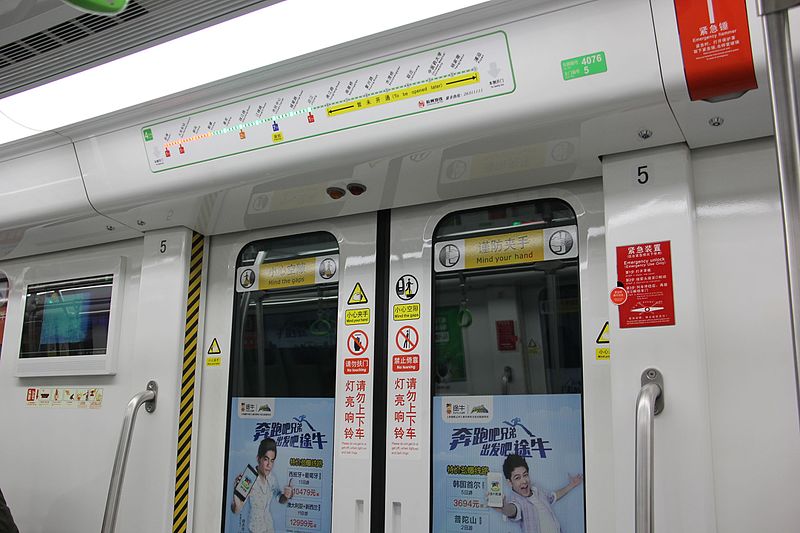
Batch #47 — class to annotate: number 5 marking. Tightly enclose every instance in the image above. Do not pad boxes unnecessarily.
[637,165,649,184]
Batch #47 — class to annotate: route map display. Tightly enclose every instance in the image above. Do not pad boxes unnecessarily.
[142,32,514,171]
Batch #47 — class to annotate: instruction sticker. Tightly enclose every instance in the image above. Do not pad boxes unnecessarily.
[616,241,675,328]
[26,387,103,408]
[344,357,370,375]
[392,354,420,372]
[236,255,339,292]
[393,303,421,321]
[434,226,578,272]
[207,357,222,366]
[208,338,222,354]
[347,330,369,356]
[595,322,610,344]
[396,325,419,353]
[595,347,611,361]
[395,275,419,301]
[345,308,371,326]
[348,282,368,305]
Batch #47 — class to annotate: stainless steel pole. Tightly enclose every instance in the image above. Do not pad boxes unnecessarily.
[635,369,663,533]
[759,0,800,420]
[101,381,158,533]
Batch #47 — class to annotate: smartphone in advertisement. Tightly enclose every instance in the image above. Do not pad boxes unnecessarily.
[234,464,258,501]
[486,471,504,508]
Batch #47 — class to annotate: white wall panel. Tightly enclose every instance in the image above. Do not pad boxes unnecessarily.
[693,137,800,533]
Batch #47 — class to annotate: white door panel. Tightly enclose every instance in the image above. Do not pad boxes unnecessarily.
[195,214,379,533]
[384,179,612,533]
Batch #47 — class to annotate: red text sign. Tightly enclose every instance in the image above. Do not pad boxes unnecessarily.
[392,354,420,372]
[616,241,675,328]
[495,320,517,351]
[610,287,628,305]
[674,0,757,100]
[344,357,370,375]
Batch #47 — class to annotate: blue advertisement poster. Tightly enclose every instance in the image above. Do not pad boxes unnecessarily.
[225,397,334,533]
[433,394,585,533]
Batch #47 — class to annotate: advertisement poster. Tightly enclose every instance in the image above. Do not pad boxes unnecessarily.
[225,397,334,533]
[433,395,585,533]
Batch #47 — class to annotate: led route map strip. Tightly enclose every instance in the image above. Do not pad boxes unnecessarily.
[143,32,514,172]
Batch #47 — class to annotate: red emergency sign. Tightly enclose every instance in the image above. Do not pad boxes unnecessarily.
[616,241,675,328]
[674,0,757,100]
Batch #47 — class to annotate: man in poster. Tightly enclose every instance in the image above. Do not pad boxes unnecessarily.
[493,454,583,533]
[231,438,294,533]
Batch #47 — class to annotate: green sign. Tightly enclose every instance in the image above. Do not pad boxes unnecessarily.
[61,0,128,15]
[142,128,153,142]
[561,51,607,81]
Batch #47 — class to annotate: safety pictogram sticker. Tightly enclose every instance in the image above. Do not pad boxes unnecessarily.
[208,338,222,354]
[395,325,419,353]
[347,330,369,356]
[595,322,610,344]
[348,282,368,305]
[395,274,418,301]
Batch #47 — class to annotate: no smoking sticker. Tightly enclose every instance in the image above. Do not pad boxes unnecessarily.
[395,325,419,353]
[347,330,369,356]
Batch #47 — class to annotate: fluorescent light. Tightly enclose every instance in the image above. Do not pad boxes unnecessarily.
[0,0,486,147]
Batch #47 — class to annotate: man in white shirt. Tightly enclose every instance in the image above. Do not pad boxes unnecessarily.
[231,438,294,533]
[494,454,583,533]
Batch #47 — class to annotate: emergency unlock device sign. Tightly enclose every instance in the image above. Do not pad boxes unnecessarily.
[616,241,675,328]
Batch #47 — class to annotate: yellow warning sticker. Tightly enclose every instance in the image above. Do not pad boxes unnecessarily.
[207,357,222,367]
[595,347,610,361]
[465,229,545,269]
[208,338,222,354]
[348,282,368,305]
[272,131,284,142]
[346,308,371,325]
[393,303,420,321]
[326,72,480,117]
[259,257,316,290]
[596,321,610,344]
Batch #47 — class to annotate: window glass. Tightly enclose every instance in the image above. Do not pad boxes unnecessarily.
[19,275,113,358]
[431,199,586,533]
[223,232,339,533]
[0,276,7,354]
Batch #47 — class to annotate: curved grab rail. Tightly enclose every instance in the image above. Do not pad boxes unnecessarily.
[101,381,158,533]
[635,369,664,533]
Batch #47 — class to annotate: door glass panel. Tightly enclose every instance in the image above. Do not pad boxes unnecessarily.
[0,276,7,354]
[431,199,585,533]
[224,232,338,533]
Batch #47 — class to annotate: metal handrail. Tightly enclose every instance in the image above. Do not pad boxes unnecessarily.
[758,0,800,422]
[635,369,664,533]
[101,381,158,533]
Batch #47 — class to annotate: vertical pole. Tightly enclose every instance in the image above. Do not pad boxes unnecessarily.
[759,0,800,420]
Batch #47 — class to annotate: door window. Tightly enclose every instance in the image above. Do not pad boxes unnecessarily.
[431,199,585,533]
[224,232,339,533]
[0,276,7,355]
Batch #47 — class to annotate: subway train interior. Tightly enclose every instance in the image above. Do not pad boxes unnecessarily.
[0,0,799,532]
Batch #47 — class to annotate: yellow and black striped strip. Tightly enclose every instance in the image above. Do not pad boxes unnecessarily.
[173,231,205,533]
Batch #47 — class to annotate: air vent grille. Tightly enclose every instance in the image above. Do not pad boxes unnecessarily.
[0,2,147,69]
[0,0,277,99]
